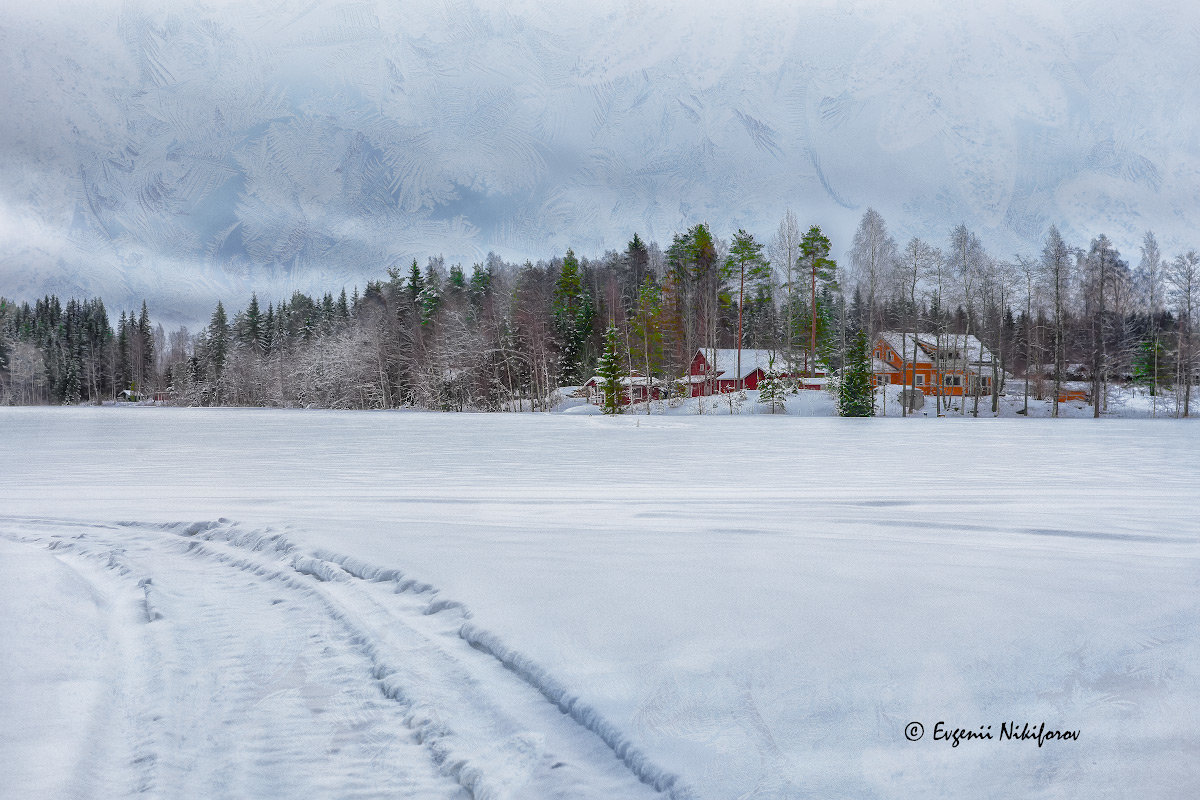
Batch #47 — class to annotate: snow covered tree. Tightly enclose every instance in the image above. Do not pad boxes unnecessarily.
[849,208,897,343]
[768,209,802,368]
[235,293,265,354]
[838,330,874,417]
[756,353,788,413]
[596,324,623,414]
[406,259,424,309]
[1041,226,1073,417]
[894,237,938,416]
[1167,250,1200,417]
[1081,234,1127,417]
[418,263,442,326]
[206,301,231,404]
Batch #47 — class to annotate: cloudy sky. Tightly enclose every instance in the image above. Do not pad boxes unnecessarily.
[2,0,1198,323]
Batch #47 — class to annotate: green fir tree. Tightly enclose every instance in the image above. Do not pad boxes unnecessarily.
[596,324,624,415]
[553,249,593,385]
[838,330,874,417]
[1132,337,1169,396]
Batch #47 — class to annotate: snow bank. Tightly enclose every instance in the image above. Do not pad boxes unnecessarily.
[2,408,1198,800]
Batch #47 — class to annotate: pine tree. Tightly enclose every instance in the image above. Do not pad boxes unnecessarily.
[725,229,771,390]
[630,278,663,374]
[839,330,874,417]
[798,226,839,377]
[596,324,623,414]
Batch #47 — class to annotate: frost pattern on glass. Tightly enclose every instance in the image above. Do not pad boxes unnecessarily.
[1,0,1197,321]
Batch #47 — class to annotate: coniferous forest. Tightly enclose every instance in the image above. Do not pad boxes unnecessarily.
[2,210,1198,416]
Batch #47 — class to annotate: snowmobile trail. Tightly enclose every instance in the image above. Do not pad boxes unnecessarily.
[1,517,690,800]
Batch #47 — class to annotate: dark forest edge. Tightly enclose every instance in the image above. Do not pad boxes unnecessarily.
[2,210,1198,417]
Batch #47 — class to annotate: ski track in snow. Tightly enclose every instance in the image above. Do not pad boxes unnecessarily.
[0,516,690,800]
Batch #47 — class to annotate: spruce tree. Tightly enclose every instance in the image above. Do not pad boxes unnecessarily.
[116,311,132,393]
[553,249,593,385]
[407,259,424,307]
[418,266,441,325]
[237,293,264,353]
[838,330,874,417]
[207,301,231,381]
[137,301,154,391]
[596,324,623,415]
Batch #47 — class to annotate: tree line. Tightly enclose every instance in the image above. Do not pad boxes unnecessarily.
[1,211,1197,416]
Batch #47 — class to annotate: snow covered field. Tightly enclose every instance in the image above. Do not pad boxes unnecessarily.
[2,408,1198,799]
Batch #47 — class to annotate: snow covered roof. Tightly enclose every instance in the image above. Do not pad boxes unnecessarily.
[583,375,659,388]
[875,332,996,367]
[697,348,816,378]
[872,357,900,375]
[876,332,934,364]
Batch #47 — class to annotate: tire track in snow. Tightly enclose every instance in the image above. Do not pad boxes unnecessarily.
[4,525,170,798]
[3,516,693,800]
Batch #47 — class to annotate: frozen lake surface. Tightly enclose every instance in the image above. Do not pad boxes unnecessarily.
[2,408,1198,799]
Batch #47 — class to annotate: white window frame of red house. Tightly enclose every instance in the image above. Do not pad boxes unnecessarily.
[943,374,962,387]
[913,374,924,386]
[877,374,890,385]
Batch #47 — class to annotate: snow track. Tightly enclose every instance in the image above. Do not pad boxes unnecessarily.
[1,517,689,800]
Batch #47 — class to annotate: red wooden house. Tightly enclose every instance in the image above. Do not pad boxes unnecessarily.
[685,348,826,397]
[871,332,998,397]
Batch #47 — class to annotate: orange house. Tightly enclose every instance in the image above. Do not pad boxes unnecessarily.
[871,332,998,398]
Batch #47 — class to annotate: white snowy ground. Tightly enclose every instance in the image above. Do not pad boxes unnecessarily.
[2,407,1198,800]
[557,384,1200,418]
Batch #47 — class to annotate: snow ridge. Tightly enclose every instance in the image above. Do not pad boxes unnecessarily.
[314,546,694,799]
[460,623,695,800]
[171,519,690,799]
